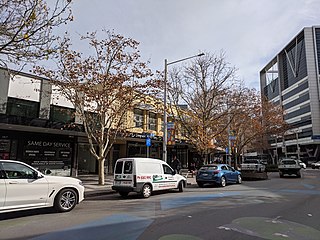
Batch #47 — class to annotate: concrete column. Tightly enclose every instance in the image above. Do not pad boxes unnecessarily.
[39,79,52,119]
[0,68,10,114]
[304,27,320,135]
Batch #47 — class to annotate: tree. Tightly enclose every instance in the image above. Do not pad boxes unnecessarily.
[167,51,237,163]
[223,88,288,164]
[0,0,72,67]
[35,30,156,185]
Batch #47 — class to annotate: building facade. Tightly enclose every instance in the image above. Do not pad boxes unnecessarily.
[260,26,320,163]
[0,68,194,176]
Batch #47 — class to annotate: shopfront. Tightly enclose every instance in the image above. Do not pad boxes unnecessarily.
[0,130,76,176]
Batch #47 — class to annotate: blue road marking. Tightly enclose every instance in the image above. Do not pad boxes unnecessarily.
[161,192,241,210]
[30,214,153,240]
[280,189,320,195]
[301,183,315,189]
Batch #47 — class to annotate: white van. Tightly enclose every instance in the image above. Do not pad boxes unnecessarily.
[112,157,187,198]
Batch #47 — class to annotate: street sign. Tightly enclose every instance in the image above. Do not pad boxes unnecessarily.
[146,138,151,147]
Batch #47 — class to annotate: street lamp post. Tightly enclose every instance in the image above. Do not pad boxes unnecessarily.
[163,53,204,163]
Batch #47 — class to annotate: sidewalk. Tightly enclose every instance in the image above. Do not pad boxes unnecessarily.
[77,173,197,197]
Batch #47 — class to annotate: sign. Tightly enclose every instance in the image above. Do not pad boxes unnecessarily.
[146,138,151,147]
[167,122,175,145]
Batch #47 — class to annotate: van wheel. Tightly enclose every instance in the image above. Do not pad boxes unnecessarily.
[141,184,152,198]
[178,181,184,192]
[119,191,129,197]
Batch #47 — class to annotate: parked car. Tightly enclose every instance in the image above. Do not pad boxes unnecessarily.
[0,160,85,213]
[196,164,242,187]
[112,158,186,198]
[298,160,306,169]
[278,159,301,178]
[311,161,320,169]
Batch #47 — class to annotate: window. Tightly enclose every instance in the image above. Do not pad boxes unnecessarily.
[50,105,75,123]
[134,109,144,128]
[6,97,39,118]
[124,161,133,174]
[149,112,157,131]
[163,164,173,175]
[115,161,123,174]
[2,162,36,179]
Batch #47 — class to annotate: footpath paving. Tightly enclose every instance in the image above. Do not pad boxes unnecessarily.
[77,173,197,197]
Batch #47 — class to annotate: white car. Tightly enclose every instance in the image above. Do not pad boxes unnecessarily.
[311,161,320,169]
[298,160,307,169]
[0,160,85,213]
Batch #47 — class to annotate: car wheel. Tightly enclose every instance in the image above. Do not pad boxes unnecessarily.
[197,182,204,187]
[119,191,129,197]
[178,181,184,192]
[220,176,226,187]
[297,172,301,178]
[54,188,78,212]
[141,184,152,198]
[312,166,315,169]
[237,175,242,184]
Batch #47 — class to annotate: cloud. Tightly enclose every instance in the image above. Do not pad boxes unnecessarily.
[58,0,320,90]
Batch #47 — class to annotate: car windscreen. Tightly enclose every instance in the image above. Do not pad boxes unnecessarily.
[199,165,218,171]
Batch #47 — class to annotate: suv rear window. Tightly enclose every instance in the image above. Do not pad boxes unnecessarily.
[281,160,296,165]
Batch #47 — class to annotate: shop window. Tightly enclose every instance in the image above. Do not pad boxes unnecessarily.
[50,105,75,123]
[6,97,39,118]
[134,109,144,128]
[149,112,157,131]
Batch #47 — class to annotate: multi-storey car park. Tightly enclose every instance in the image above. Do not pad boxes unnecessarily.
[260,26,320,165]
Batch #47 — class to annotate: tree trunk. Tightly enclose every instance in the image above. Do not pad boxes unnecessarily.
[98,158,105,185]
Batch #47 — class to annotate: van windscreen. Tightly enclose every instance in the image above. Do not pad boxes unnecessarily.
[115,161,123,174]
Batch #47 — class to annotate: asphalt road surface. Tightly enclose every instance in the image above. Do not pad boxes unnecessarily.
[1,169,320,240]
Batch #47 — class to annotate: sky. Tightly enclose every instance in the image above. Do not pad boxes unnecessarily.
[57,0,320,90]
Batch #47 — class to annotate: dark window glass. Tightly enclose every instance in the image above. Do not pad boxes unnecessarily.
[2,162,36,179]
[263,78,280,100]
[6,97,39,118]
[163,164,173,174]
[284,105,310,120]
[50,105,75,123]
[115,161,123,174]
[282,81,308,101]
[279,32,307,90]
[283,92,310,110]
[124,161,132,174]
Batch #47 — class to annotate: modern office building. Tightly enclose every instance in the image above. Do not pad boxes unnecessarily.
[260,26,320,162]
[0,68,193,176]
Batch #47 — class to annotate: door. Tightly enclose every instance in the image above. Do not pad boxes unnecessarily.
[0,168,6,209]
[162,164,177,190]
[2,162,49,210]
[226,165,238,183]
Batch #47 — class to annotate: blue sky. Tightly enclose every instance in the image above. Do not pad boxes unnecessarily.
[57,0,320,90]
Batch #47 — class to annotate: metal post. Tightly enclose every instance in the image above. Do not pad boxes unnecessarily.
[162,53,204,163]
[163,59,168,162]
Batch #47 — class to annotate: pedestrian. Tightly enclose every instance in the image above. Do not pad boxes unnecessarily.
[171,155,181,174]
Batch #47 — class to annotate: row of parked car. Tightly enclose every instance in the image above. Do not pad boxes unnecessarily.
[1,157,320,214]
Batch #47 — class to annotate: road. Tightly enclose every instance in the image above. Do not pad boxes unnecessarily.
[1,169,320,240]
